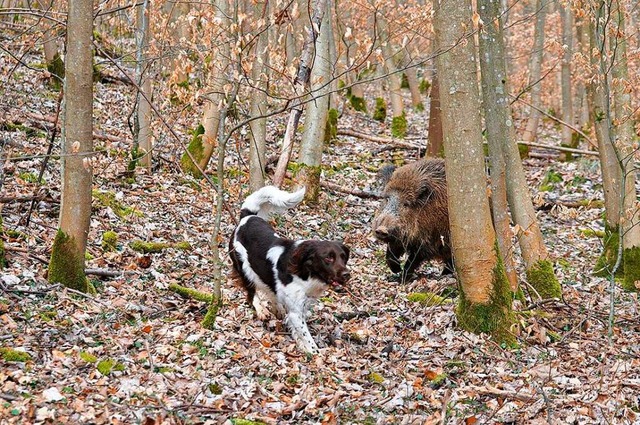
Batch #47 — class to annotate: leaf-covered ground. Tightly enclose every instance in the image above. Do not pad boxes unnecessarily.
[1,54,640,425]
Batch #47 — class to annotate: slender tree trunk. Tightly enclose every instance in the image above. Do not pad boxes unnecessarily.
[426,73,443,157]
[162,0,190,83]
[434,0,513,341]
[378,16,406,138]
[134,0,152,171]
[48,0,94,293]
[35,0,64,88]
[297,1,332,202]
[478,0,518,292]
[478,0,560,299]
[248,0,270,191]
[181,0,229,177]
[610,2,640,291]
[588,13,623,277]
[522,0,548,143]
[559,3,574,157]
[273,0,328,187]
[574,17,590,132]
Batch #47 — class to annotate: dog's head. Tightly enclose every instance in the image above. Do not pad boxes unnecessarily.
[289,240,351,287]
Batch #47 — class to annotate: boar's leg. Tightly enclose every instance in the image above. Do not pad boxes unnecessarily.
[442,256,455,276]
[386,240,405,274]
[401,248,428,283]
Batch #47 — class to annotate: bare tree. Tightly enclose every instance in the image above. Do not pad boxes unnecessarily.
[522,0,548,143]
[559,2,574,156]
[48,0,94,293]
[377,15,406,138]
[133,0,152,171]
[434,0,513,340]
[426,72,443,157]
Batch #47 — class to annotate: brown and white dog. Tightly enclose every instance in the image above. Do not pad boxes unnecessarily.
[229,186,351,353]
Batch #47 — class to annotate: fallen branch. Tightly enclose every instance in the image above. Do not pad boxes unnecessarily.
[338,128,423,150]
[168,282,213,303]
[85,268,127,278]
[321,181,381,199]
[0,194,57,204]
[516,140,598,157]
[471,384,537,402]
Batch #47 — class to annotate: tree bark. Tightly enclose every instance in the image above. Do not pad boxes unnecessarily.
[135,0,152,171]
[521,0,548,143]
[434,0,513,340]
[559,3,574,155]
[478,0,560,299]
[297,0,332,202]
[377,15,405,137]
[426,73,443,157]
[48,0,94,293]
[273,0,328,187]
[248,0,270,191]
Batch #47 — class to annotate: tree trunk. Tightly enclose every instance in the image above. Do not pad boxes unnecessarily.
[426,73,443,157]
[297,0,332,202]
[610,2,640,291]
[434,0,513,341]
[162,0,191,84]
[248,0,270,192]
[378,16,406,138]
[36,0,64,88]
[574,17,590,132]
[48,0,94,293]
[588,13,623,278]
[478,0,560,299]
[478,0,518,292]
[134,0,152,171]
[521,0,547,143]
[273,0,328,187]
[559,3,574,158]
[181,0,229,177]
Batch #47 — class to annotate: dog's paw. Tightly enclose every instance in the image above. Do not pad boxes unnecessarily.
[254,303,271,321]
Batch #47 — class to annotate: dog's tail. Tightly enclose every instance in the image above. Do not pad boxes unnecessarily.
[240,185,306,220]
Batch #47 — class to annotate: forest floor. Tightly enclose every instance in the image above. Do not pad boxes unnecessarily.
[1,53,640,425]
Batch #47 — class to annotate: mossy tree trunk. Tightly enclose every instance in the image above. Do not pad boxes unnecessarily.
[297,0,332,203]
[181,0,229,177]
[48,0,94,293]
[434,0,513,342]
[478,0,519,292]
[248,0,270,192]
[36,0,64,89]
[588,15,623,277]
[377,15,406,138]
[521,0,547,144]
[610,1,640,292]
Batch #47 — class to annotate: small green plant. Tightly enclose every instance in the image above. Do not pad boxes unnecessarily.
[18,172,45,184]
[79,351,98,363]
[419,79,431,94]
[391,114,408,138]
[539,169,563,192]
[102,231,118,251]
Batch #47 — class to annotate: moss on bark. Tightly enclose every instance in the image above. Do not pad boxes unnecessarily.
[180,124,205,177]
[297,165,321,203]
[201,294,222,330]
[324,108,339,144]
[594,226,622,278]
[622,247,640,292]
[373,97,387,122]
[169,283,214,303]
[525,259,562,299]
[391,114,407,138]
[48,229,94,293]
[47,52,65,90]
[456,249,515,345]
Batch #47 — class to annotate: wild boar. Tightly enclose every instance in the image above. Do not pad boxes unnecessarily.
[371,158,453,282]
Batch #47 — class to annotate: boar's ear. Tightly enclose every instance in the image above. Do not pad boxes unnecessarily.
[417,185,435,203]
[376,165,396,191]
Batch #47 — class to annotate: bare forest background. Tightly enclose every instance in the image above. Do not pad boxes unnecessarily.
[0,0,639,423]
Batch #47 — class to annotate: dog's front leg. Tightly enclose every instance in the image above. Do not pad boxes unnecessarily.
[285,311,319,353]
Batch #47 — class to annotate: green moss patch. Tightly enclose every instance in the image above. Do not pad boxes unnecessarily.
[391,114,407,138]
[373,97,387,122]
[1,347,31,362]
[231,419,267,425]
[367,371,385,384]
[96,359,124,376]
[92,190,142,219]
[414,102,425,112]
[79,351,98,363]
[539,169,563,192]
[46,52,65,90]
[456,248,515,345]
[349,95,367,112]
[180,124,206,177]
[169,283,213,303]
[102,231,118,252]
[48,229,94,293]
[419,79,431,94]
[202,294,222,330]
[594,227,623,278]
[406,292,452,306]
[324,108,339,144]
[526,260,562,300]
[622,247,640,292]
[129,240,191,253]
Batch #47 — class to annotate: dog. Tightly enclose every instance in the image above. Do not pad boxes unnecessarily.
[229,185,351,353]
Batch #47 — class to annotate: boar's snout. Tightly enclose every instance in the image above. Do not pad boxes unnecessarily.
[374,226,391,241]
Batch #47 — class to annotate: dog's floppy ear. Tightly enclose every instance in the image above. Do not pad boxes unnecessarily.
[340,242,350,262]
[289,241,315,278]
